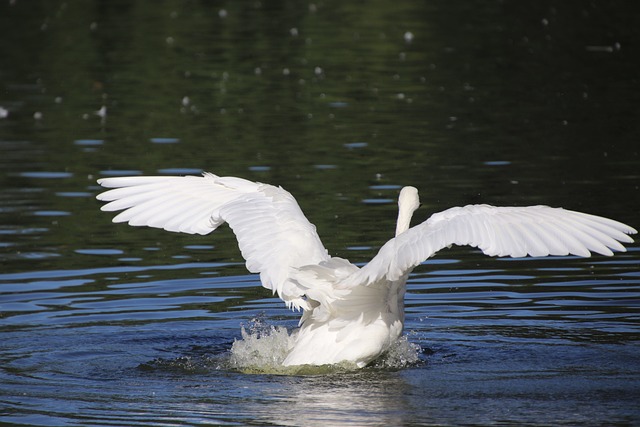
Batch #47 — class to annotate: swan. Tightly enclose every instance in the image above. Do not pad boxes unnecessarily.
[96,172,636,368]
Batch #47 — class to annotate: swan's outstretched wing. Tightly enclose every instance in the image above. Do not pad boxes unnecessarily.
[350,204,637,284]
[97,173,330,307]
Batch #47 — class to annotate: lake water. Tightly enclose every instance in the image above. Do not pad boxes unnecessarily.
[1,1,639,426]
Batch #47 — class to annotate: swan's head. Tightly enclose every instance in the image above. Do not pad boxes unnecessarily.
[396,186,420,236]
[398,186,420,212]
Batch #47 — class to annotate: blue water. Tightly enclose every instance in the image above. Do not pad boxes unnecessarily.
[2,247,639,425]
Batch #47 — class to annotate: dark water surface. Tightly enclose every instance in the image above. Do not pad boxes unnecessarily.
[1,1,640,426]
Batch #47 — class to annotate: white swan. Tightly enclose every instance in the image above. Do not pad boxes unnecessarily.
[96,172,636,367]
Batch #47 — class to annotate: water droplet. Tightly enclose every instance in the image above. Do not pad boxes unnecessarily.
[403,31,414,43]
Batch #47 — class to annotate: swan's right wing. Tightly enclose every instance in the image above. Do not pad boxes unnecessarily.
[97,172,331,308]
[349,204,636,285]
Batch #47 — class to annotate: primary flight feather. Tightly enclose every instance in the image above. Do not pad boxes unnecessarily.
[97,172,636,368]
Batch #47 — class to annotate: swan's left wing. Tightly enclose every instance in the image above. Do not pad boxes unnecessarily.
[97,172,330,308]
[348,204,636,285]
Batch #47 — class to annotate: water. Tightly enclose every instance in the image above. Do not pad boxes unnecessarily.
[2,1,640,425]
[2,255,639,425]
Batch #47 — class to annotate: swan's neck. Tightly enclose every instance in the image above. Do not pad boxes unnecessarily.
[395,186,419,237]
[395,209,413,236]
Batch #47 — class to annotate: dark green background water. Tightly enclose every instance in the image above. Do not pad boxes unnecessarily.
[1,1,639,425]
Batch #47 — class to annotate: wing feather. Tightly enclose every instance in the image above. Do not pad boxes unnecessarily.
[514,220,547,257]
[97,173,330,306]
[347,204,636,285]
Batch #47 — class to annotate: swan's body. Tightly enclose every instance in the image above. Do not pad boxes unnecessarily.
[97,172,636,367]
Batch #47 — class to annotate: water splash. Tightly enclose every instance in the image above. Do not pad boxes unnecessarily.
[370,335,421,369]
[228,318,422,375]
[228,319,298,374]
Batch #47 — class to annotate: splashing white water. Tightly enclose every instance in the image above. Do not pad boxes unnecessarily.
[228,318,421,374]
[229,322,292,370]
[370,334,421,369]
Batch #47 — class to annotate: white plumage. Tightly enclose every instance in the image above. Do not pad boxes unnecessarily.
[97,172,636,368]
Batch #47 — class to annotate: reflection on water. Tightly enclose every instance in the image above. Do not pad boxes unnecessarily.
[1,0,640,425]
[259,372,415,427]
